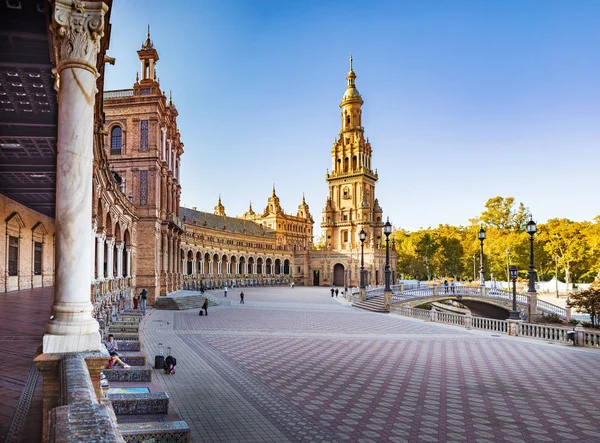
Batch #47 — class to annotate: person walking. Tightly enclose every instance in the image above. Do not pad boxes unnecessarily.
[200,297,209,316]
[451,280,455,293]
[331,288,334,297]
[443,280,449,294]
[240,291,245,304]
[335,288,339,297]
[224,285,228,297]
[140,289,148,313]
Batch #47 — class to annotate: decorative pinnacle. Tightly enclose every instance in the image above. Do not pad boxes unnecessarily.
[350,53,353,71]
[169,90,172,104]
[147,24,150,39]
[272,183,276,196]
[136,72,139,82]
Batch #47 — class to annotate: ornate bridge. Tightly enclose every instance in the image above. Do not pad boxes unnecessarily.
[365,284,566,319]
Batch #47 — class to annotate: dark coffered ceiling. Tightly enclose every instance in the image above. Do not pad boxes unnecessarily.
[0,0,57,217]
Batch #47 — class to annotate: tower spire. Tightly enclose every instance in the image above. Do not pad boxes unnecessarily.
[147,24,150,39]
[350,53,353,71]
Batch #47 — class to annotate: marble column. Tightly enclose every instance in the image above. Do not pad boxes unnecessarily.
[106,237,114,279]
[126,248,132,277]
[209,261,213,275]
[96,234,105,281]
[116,244,123,278]
[91,222,97,281]
[43,0,108,353]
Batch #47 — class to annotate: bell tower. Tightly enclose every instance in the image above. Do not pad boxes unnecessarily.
[134,25,160,94]
[322,57,384,251]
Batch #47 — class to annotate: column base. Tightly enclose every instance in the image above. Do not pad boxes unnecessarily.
[43,330,102,354]
[384,290,392,311]
[507,319,522,336]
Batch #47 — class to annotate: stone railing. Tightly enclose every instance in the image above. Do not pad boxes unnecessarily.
[471,316,508,333]
[168,214,185,231]
[103,89,134,99]
[518,323,571,343]
[35,352,124,442]
[392,285,566,319]
[390,305,599,347]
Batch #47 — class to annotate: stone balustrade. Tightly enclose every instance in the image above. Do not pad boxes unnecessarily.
[391,305,599,347]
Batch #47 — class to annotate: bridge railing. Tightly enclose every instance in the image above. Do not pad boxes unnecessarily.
[390,305,599,347]
[537,299,567,317]
[393,285,566,319]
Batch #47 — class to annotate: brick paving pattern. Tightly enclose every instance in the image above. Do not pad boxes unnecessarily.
[141,287,600,443]
[0,287,52,443]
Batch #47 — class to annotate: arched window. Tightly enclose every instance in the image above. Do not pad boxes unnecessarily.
[111,126,122,155]
[346,115,351,126]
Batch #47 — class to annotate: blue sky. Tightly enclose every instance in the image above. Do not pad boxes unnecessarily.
[104,0,600,235]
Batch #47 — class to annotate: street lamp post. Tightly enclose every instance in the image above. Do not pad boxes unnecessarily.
[383,218,393,310]
[509,266,520,319]
[478,227,486,287]
[359,229,366,299]
[526,217,537,294]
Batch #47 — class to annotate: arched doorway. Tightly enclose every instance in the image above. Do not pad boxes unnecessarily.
[333,263,345,287]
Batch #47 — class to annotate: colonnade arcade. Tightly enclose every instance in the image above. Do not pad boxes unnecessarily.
[181,249,292,288]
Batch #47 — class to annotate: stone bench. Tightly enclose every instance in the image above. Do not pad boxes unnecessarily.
[117,341,141,352]
[109,392,169,415]
[119,354,146,367]
[104,365,152,382]
[119,420,190,443]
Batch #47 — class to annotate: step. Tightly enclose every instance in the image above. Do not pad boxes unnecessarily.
[104,366,152,382]
[353,296,389,313]
[119,420,190,443]
[109,392,169,415]
[155,294,220,311]
[117,341,141,352]
[119,353,146,367]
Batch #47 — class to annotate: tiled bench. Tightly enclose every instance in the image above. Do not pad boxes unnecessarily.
[117,341,141,352]
[109,392,169,415]
[109,332,139,341]
[119,354,146,366]
[119,420,190,443]
[104,366,152,382]
[120,310,143,316]
[108,324,139,333]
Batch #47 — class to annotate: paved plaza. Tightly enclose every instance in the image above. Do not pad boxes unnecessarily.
[141,287,600,443]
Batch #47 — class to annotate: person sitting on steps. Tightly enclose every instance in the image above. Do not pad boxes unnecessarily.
[105,334,130,368]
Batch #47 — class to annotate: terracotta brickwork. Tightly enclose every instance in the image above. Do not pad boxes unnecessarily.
[0,194,55,293]
[103,31,184,304]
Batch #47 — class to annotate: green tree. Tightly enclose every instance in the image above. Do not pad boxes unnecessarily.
[540,219,589,287]
[569,279,600,327]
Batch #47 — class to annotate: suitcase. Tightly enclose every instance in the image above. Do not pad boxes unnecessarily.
[154,343,165,369]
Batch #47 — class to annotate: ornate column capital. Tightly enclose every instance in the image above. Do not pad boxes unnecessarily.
[50,0,109,76]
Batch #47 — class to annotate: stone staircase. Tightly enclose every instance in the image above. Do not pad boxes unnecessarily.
[100,310,190,442]
[155,293,220,310]
[352,295,389,313]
